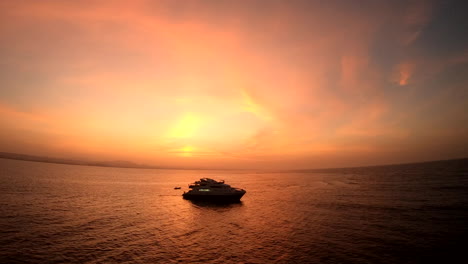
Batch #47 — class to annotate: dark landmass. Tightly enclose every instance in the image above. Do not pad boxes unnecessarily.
[1,151,466,172]
[279,157,468,174]
[0,152,175,170]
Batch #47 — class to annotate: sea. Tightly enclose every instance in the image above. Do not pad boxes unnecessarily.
[1,158,467,263]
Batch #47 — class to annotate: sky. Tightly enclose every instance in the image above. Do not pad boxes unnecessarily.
[0,0,467,169]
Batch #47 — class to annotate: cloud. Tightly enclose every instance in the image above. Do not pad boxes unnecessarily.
[240,89,274,121]
[393,61,415,86]
[399,0,433,45]
[0,103,48,123]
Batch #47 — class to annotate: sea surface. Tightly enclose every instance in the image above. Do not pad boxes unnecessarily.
[1,158,467,263]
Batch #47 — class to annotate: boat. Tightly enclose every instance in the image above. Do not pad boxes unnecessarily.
[182,178,246,202]
[174,186,181,189]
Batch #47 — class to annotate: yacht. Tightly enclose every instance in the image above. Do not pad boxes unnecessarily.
[183,178,246,202]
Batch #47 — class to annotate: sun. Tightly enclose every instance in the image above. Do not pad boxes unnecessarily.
[180,145,194,157]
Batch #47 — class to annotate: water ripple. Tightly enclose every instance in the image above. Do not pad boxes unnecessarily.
[1,158,467,263]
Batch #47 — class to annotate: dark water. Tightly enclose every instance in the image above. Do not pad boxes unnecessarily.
[1,158,467,263]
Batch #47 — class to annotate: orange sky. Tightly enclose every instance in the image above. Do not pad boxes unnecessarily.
[1,0,467,169]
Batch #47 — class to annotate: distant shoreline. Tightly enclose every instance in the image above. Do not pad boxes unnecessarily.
[277,157,468,173]
[1,151,466,172]
[0,152,207,171]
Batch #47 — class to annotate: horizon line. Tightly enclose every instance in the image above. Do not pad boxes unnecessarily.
[0,151,466,172]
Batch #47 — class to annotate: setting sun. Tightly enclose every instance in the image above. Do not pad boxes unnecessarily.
[180,145,194,157]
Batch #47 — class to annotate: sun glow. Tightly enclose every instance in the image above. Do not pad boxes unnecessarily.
[180,145,194,157]
[168,113,201,139]
[241,90,272,121]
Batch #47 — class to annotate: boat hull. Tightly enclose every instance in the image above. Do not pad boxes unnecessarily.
[182,192,245,202]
